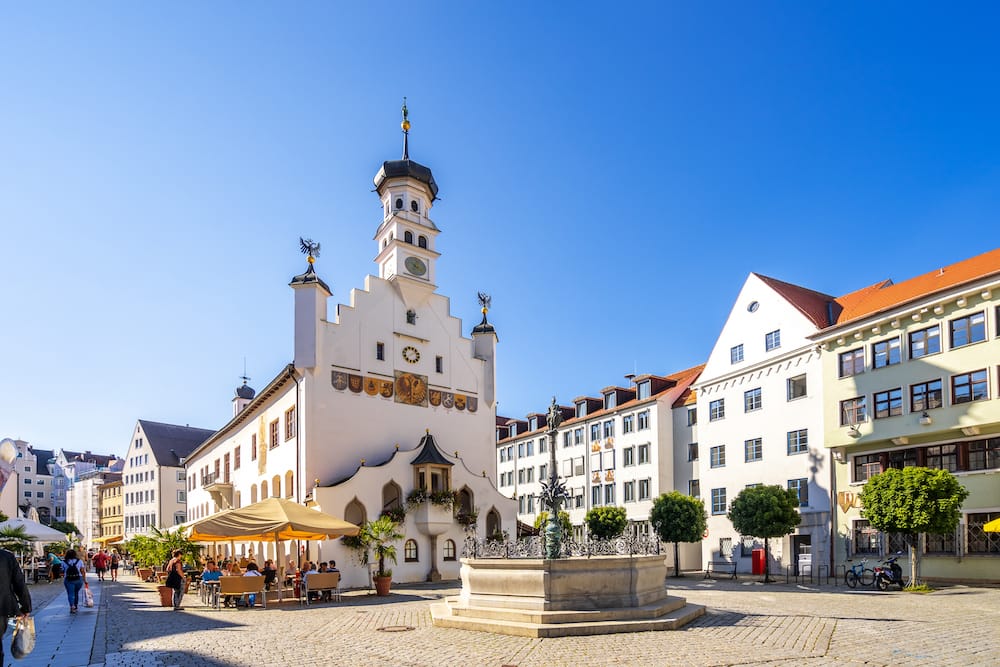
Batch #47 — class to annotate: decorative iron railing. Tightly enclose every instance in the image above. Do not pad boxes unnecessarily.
[462,534,661,559]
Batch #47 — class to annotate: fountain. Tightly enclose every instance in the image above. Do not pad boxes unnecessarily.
[430,398,705,637]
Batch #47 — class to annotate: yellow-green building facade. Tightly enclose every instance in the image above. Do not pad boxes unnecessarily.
[814,248,1000,583]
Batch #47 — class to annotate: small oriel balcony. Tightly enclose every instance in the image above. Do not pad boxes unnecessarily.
[202,472,234,510]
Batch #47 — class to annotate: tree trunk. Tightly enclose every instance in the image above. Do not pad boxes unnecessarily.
[763,537,771,583]
[909,534,921,587]
[673,541,680,577]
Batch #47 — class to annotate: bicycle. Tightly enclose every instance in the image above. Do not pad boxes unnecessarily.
[844,559,875,588]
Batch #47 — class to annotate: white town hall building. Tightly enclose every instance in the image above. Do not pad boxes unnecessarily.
[184,112,516,587]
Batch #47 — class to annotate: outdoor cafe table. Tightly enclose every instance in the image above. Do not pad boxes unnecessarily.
[201,580,220,608]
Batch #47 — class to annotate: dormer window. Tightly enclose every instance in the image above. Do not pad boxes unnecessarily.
[576,402,586,418]
[418,235,427,249]
[604,392,617,410]
[404,230,414,244]
[410,200,419,212]
[637,381,651,400]
[528,417,538,431]
[394,197,403,210]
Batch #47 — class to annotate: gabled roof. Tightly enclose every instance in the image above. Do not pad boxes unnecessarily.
[61,450,117,466]
[30,448,55,465]
[410,431,453,467]
[138,420,215,468]
[754,274,839,329]
[831,247,1000,327]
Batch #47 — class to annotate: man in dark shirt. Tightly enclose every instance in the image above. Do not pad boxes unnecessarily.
[0,547,32,664]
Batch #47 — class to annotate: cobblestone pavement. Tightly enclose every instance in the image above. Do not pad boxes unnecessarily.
[63,574,1000,667]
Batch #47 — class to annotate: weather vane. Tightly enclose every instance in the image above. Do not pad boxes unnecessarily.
[401,97,411,160]
[299,237,321,264]
[477,291,491,315]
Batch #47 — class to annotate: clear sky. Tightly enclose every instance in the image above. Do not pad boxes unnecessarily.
[2,3,999,457]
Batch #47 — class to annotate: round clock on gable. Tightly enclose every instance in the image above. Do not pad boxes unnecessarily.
[404,256,427,277]
[402,345,421,364]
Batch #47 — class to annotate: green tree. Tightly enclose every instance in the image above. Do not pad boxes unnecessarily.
[533,511,572,537]
[728,485,801,582]
[50,520,79,535]
[649,492,707,577]
[860,467,969,586]
[584,506,628,540]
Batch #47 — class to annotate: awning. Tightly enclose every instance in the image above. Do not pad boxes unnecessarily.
[189,497,359,542]
[94,535,123,545]
[984,517,1000,533]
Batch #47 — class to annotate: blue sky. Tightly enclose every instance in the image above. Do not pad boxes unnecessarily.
[2,3,999,456]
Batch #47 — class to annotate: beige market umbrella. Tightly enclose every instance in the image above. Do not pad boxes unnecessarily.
[189,497,359,600]
[984,517,1000,532]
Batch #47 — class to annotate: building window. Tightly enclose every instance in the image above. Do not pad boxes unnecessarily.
[623,481,635,503]
[528,416,538,431]
[688,479,700,497]
[688,442,699,461]
[444,539,457,561]
[874,388,903,419]
[418,235,427,248]
[518,443,524,459]
[637,444,650,465]
[765,330,781,351]
[730,344,744,364]
[787,429,808,455]
[526,440,534,456]
[404,539,418,562]
[839,348,865,378]
[787,374,807,400]
[709,399,725,421]
[251,434,257,460]
[872,337,901,369]
[950,311,986,348]
[967,512,1000,554]
[376,342,385,361]
[744,438,762,463]
[926,530,955,554]
[787,478,808,507]
[710,445,726,468]
[638,410,650,430]
[711,488,727,514]
[853,519,879,554]
[285,406,297,440]
[687,407,697,425]
[539,464,547,480]
[968,438,1000,471]
[574,428,583,445]
[623,447,635,467]
[840,396,867,426]
[926,444,958,472]
[540,437,548,454]
[177,490,186,503]
[604,392,617,410]
[744,388,762,412]
[910,379,943,412]
[909,325,941,359]
[623,415,634,433]
[576,402,587,418]
[435,356,443,373]
[952,369,988,404]
[590,424,600,441]
[637,381,651,400]
[269,419,280,449]
[853,453,882,483]
[603,421,614,438]
[638,478,651,500]
[604,484,615,505]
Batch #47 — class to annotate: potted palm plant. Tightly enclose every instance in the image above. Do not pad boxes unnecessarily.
[361,516,403,596]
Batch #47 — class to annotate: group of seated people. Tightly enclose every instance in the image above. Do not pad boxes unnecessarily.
[197,556,341,606]
[301,560,340,602]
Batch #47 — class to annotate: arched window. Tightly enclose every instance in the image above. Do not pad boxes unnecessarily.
[458,487,474,515]
[344,498,366,527]
[444,539,456,561]
[486,508,501,539]
[404,230,413,244]
[418,235,427,249]
[404,539,418,562]
[382,239,387,249]
[382,481,402,514]
[285,471,294,498]
[250,486,258,504]
[261,481,268,500]
[410,200,419,213]
[272,475,281,499]
[395,197,403,210]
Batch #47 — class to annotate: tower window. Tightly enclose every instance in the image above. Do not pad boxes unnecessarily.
[404,230,413,244]
[376,342,385,361]
[435,356,443,373]
[418,235,427,249]
[410,200,419,212]
[395,197,403,210]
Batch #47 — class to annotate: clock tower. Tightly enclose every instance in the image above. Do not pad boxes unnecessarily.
[373,100,440,308]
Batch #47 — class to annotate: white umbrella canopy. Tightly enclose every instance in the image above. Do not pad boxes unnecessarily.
[0,517,67,543]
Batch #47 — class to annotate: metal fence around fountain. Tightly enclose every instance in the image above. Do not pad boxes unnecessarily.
[462,534,662,559]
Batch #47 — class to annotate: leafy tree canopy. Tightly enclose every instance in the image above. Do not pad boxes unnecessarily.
[728,485,801,539]
[860,467,969,535]
[533,511,572,536]
[650,491,707,544]
[584,506,628,540]
[50,520,80,535]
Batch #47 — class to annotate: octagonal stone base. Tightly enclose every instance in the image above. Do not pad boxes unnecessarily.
[430,555,704,637]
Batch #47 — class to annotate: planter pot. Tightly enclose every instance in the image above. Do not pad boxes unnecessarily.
[158,586,175,607]
[374,575,392,596]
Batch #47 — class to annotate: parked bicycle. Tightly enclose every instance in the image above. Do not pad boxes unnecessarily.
[844,558,875,588]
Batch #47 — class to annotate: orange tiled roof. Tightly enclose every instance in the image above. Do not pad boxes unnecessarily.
[833,247,1000,326]
[754,274,838,329]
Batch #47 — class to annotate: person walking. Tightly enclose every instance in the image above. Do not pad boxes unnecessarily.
[63,549,86,613]
[109,550,120,582]
[93,549,109,581]
[0,547,31,665]
[165,549,186,610]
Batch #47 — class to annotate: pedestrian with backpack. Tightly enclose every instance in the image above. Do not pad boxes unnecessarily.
[109,551,120,582]
[63,549,86,613]
[0,546,32,664]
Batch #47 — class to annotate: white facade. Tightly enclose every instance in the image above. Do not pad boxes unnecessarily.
[11,439,55,523]
[496,368,704,571]
[695,273,832,575]
[185,132,516,587]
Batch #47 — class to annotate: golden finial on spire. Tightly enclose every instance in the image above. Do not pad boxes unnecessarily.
[401,97,410,132]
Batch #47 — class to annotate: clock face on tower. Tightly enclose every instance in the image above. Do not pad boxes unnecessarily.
[404,256,427,277]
